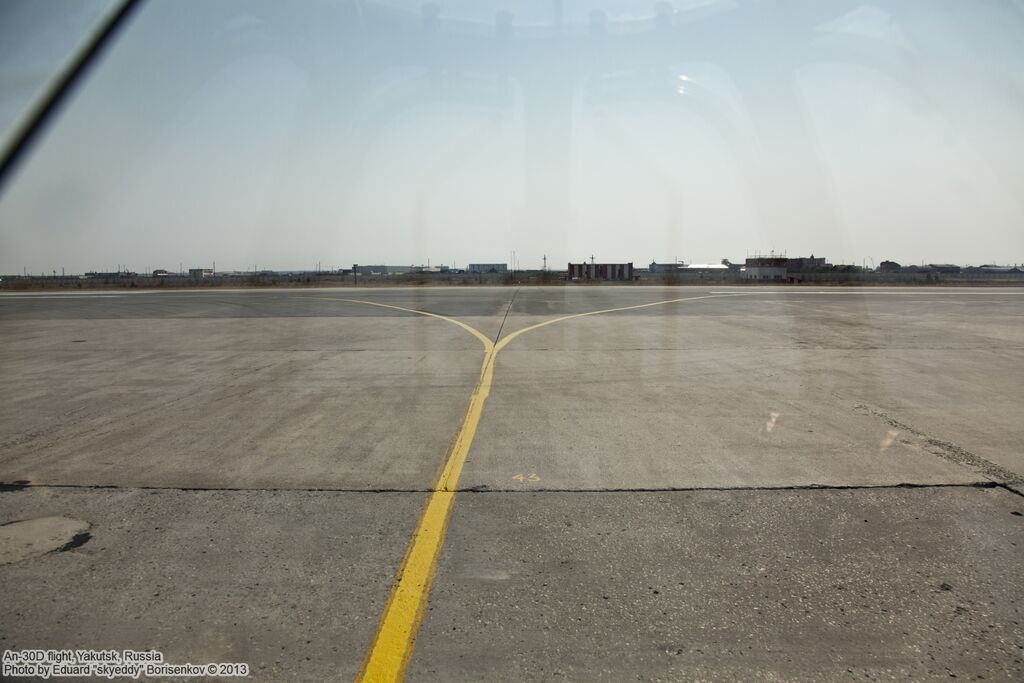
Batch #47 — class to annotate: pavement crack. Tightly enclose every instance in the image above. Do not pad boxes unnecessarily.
[460,482,1003,493]
[0,482,436,493]
[493,287,520,344]
[4,481,1016,495]
[854,402,1024,493]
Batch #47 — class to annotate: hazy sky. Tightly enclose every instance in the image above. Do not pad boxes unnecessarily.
[1,0,1022,274]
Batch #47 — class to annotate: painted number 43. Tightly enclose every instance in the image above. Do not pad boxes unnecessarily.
[512,473,540,482]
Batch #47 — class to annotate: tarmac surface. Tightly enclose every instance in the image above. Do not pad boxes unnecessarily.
[0,286,1022,681]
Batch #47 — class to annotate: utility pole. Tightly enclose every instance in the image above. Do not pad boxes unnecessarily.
[542,254,547,271]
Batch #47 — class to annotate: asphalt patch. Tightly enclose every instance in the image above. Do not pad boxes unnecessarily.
[0,516,91,564]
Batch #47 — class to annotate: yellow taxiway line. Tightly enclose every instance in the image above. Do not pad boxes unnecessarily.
[323,298,494,350]
[322,292,751,682]
[319,298,494,682]
[494,292,751,352]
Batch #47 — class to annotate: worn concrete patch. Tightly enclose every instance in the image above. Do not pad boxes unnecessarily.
[410,487,1024,681]
[0,516,91,564]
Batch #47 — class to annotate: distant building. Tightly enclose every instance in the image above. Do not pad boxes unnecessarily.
[352,265,413,275]
[649,261,686,274]
[744,255,788,280]
[928,263,961,274]
[188,268,212,279]
[974,264,1020,274]
[85,271,134,279]
[568,262,634,281]
[468,263,508,274]
[962,265,1024,279]
[684,263,729,272]
[878,260,901,273]
[786,255,830,272]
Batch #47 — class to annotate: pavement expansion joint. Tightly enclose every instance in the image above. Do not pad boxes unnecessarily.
[2,480,1014,495]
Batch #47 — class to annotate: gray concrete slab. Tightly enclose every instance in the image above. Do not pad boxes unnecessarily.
[410,487,1024,682]
[0,486,424,682]
[0,313,488,489]
[0,287,518,330]
[462,288,1023,489]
